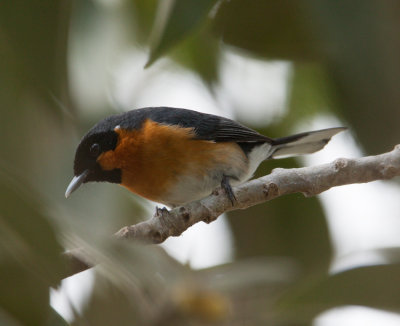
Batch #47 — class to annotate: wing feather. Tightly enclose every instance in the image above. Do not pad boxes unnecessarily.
[116,107,272,143]
[195,115,272,143]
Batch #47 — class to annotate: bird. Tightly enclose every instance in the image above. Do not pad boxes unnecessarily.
[65,107,345,207]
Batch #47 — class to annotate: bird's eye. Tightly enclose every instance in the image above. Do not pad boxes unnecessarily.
[90,143,100,157]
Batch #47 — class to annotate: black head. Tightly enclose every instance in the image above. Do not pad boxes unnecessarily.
[65,126,121,198]
[65,107,201,197]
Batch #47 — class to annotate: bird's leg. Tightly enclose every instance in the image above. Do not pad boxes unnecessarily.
[221,175,237,206]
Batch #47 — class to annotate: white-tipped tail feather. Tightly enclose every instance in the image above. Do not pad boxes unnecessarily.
[270,127,346,159]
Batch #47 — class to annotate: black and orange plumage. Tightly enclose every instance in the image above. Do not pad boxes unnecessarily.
[66,107,345,207]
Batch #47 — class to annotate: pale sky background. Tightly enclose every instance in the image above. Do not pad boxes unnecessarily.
[52,42,400,325]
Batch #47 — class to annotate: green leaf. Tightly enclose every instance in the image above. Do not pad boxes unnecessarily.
[0,174,66,325]
[46,308,69,326]
[129,0,159,42]
[74,242,184,325]
[0,308,22,326]
[146,0,217,67]
[306,0,400,154]
[228,136,332,275]
[286,63,342,128]
[278,263,400,323]
[212,0,326,60]
[169,24,220,84]
[0,0,71,114]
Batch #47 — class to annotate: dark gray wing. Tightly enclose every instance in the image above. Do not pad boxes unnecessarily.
[199,116,272,143]
[114,107,272,143]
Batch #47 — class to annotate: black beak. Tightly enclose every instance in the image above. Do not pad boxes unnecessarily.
[65,170,89,198]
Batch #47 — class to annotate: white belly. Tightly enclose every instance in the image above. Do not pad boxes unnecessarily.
[161,142,272,207]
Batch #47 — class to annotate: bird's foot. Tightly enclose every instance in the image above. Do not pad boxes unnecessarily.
[221,175,237,206]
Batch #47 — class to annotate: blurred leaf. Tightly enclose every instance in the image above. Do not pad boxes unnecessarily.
[0,1,71,322]
[278,263,400,323]
[73,241,185,325]
[47,308,70,326]
[73,275,142,326]
[170,24,220,84]
[0,308,22,326]
[228,155,332,275]
[377,247,400,263]
[130,0,158,42]
[171,286,230,323]
[287,63,342,127]
[0,0,72,113]
[195,258,303,325]
[78,251,302,326]
[199,257,299,292]
[212,0,325,60]
[146,0,217,67]
[303,0,400,154]
[344,247,400,266]
[0,0,73,201]
[212,0,400,154]
[0,175,66,325]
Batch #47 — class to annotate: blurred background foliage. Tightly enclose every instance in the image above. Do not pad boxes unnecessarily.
[2,0,400,325]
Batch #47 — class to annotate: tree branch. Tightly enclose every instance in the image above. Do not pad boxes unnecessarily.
[62,145,400,278]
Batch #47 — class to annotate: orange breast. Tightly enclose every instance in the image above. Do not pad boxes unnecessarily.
[97,119,248,204]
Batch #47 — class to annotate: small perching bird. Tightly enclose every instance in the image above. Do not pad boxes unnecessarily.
[66,107,345,207]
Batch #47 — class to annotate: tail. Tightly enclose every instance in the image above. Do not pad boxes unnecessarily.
[269,127,346,159]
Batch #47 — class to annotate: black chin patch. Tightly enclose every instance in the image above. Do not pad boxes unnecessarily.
[85,167,121,184]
